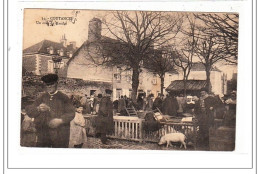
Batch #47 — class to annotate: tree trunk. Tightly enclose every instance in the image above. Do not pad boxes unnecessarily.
[205,66,212,93]
[131,66,140,104]
[160,76,164,95]
[183,78,187,97]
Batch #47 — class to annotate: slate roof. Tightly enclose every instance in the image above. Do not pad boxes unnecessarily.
[23,40,77,58]
[67,35,129,65]
[166,80,207,92]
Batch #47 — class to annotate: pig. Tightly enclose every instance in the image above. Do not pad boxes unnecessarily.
[158,132,187,149]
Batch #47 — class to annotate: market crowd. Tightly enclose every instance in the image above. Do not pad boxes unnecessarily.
[21,74,236,149]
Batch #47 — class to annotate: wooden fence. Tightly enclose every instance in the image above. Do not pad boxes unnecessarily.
[108,116,143,141]
[107,116,198,149]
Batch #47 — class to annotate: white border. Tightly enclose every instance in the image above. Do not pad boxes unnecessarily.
[4,0,255,173]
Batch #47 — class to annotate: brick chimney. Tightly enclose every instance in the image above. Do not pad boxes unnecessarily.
[88,18,102,42]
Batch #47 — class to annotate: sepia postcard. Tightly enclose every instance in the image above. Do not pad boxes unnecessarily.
[21,9,238,151]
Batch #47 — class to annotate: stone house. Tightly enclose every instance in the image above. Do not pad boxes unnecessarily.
[22,35,78,77]
[67,17,173,100]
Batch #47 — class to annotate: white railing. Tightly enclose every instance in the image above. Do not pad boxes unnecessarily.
[108,116,143,142]
[85,115,198,148]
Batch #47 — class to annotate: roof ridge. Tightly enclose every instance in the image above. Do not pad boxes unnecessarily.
[37,40,46,52]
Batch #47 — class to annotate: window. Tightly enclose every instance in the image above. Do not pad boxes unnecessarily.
[115,67,122,81]
[126,70,131,82]
[90,90,96,96]
[152,78,157,85]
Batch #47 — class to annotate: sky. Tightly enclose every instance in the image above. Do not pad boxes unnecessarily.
[23,9,237,79]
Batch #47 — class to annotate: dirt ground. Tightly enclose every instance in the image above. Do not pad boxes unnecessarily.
[82,137,197,151]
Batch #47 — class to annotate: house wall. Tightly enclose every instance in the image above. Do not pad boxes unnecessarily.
[23,55,37,73]
[139,68,161,97]
[39,55,53,74]
[23,54,69,77]
[112,68,132,100]
[67,47,113,82]
[210,71,224,95]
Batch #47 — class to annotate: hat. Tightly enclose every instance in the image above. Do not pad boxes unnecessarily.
[41,74,58,85]
[105,89,112,94]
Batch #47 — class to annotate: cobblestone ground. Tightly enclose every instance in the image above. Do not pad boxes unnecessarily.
[82,137,195,151]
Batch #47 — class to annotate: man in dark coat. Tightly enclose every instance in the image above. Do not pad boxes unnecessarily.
[162,92,179,116]
[145,94,154,111]
[152,94,164,111]
[25,74,75,148]
[118,95,126,113]
[95,89,114,144]
[194,88,218,149]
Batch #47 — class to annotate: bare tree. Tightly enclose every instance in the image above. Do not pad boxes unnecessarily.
[171,14,198,96]
[145,49,175,95]
[195,13,238,64]
[95,11,183,102]
[194,34,229,93]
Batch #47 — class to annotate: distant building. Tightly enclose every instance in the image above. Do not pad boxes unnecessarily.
[22,35,78,77]
[166,62,228,95]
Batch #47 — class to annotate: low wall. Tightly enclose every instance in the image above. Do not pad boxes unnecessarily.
[22,75,112,101]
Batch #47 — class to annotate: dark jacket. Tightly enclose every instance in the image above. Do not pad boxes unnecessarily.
[95,96,114,134]
[162,96,179,116]
[152,97,163,111]
[25,91,75,148]
[194,95,218,126]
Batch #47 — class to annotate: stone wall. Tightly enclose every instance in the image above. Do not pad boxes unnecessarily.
[22,75,112,100]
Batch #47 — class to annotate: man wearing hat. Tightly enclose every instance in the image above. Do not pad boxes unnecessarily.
[95,89,114,144]
[25,74,75,148]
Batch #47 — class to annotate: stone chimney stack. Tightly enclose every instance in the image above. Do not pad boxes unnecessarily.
[88,18,102,42]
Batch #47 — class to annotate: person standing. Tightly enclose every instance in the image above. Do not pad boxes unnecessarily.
[137,93,145,111]
[25,74,75,148]
[80,94,88,106]
[69,104,87,148]
[194,88,218,149]
[162,91,179,116]
[118,95,126,113]
[145,94,154,111]
[95,89,114,144]
[93,94,102,114]
[176,93,186,116]
[152,94,164,111]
